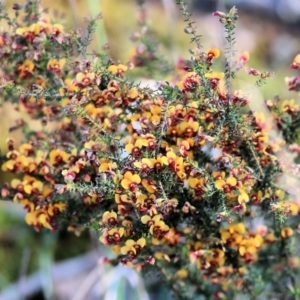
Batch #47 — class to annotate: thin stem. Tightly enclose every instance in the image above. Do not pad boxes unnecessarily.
[176,0,202,50]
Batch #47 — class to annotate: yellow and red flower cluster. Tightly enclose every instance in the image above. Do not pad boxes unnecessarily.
[1,2,300,298]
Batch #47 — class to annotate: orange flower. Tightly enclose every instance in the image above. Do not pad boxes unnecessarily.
[281,227,293,238]
[207,48,220,59]
[0,33,5,47]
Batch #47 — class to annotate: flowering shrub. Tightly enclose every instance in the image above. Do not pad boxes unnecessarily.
[1,0,300,299]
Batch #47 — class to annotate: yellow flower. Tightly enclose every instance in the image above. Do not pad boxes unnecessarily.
[47,202,66,216]
[25,209,52,230]
[99,227,125,245]
[108,64,128,76]
[102,211,118,225]
[125,139,148,157]
[99,159,117,172]
[178,140,191,157]
[161,151,177,166]
[47,58,66,73]
[141,214,169,238]
[19,143,33,156]
[205,72,225,79]
[154,252,170,262]
[205,248,225,267]
[275,189,285,200]
[177,121,199,137]
[136,194,156,209]
[134,158,154,170]
[120,238,146,256]
[281,99,299,114]
[75,72,95,86]
[19,199,35,212]
[141,214,161,226]
[229,223,246,234]
[49,149,70,165]
[292,54,300,69]
[16,24,40,37]
[152,156,165,172]
[177,72,201,92]
[52,23,64,34]
[175,269,188,279]
[128,88,139,99]
[215,176,237,191]
[238,189,249,204]
[142,179,157,193]
[121,171,141,192]
[2,160,16,172]
[188,177,206,189]
[238,234,263,262]
[18,59,34,78]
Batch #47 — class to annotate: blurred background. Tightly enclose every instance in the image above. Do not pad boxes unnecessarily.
[1,0,300,299]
